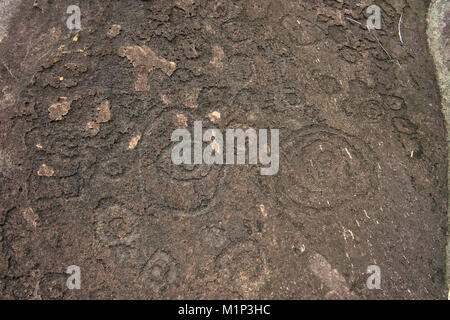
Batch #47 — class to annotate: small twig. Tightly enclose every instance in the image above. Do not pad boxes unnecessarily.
[346,17,363,25]
[371,30,393,60]
[346,15,400,65]
[3,62,17,80]
[398,14,404,44]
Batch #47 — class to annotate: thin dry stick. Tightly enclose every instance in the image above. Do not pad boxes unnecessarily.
[369,28,393,60]
[347,15,401,66]
[346,17,363,25]
[3,62,17,80]
[398,14,404,44]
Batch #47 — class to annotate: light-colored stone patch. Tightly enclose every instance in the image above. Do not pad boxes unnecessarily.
[0,87,15,108]
[247,112,258,123]
[207,111,221,123]
[23,207,38,228]
[259,204,267,217]
[207,45,224,76]
[427,0,450,292]
[37,164,54,177]
[119,45,176,92]
[107,24,122,38]
[0,149,13,176]
[128,134,141,150]
[86,121,100,137]
[96,100,111,123]
[176,114,188,128]
[182,87,201,109]
[0,0,20,43]
[85,100,111,136]
[135,73,150,92]
[160,93,171,105]
[48,101,71,120]
[308,253,357,299]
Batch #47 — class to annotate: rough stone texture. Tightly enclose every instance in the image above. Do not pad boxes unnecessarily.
[427,0,450,294]
[0,0,19,43]
[0,0,448,299]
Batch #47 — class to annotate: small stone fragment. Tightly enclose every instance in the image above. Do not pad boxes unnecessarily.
[119,45,177,92]
[176,114,188,127]
[86,121,100,136]
[48,101,70,120]
[128,135,141,150]
[96,100,111,123]
[160,93,171,105]
[37,164,54,177]
[107,24,122,38]
[207,111,221,123]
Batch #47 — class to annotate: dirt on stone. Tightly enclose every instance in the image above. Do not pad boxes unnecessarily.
[0,0,447,299]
